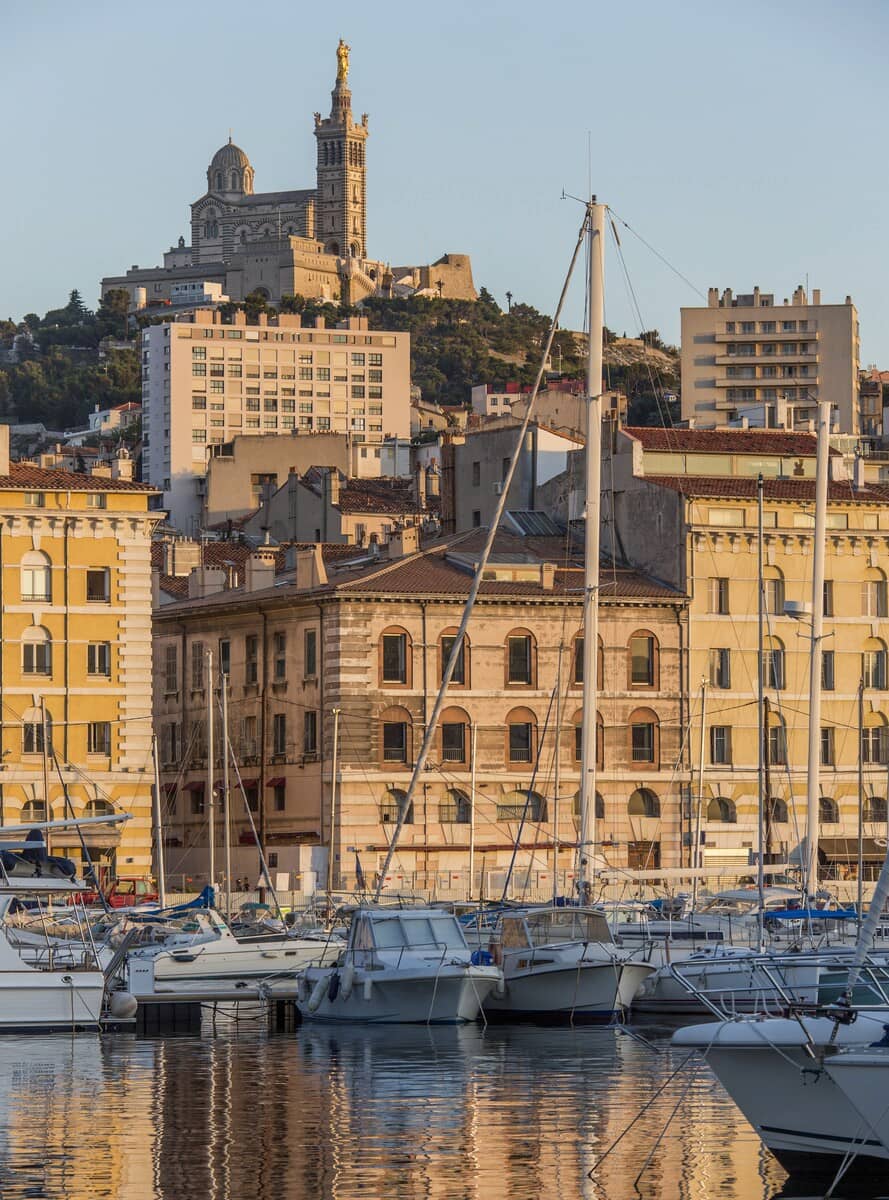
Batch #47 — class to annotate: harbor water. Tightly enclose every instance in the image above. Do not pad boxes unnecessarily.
[0,1016,814,1199]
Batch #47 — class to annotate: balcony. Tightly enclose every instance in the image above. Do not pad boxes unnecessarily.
[714,329,819,343]
[715,354,819,367]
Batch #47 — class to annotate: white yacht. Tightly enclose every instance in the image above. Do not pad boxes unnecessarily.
[479,907,655,1022]
[296,907,501,1024]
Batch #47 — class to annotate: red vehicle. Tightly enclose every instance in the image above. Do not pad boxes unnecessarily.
[80,877,158,908]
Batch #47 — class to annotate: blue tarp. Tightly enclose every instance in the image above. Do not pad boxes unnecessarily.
[765,908,858,920]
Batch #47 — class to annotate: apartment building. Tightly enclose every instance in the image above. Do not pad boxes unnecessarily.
[141,309,411,533]
[0,426,160,878]
[603,425,889,883]
[152,530,688,894]
[681,285,860,433]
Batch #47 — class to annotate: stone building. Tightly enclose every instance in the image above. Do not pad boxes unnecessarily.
[601,425,889,884]
[152,530,688,894]
[100,43,476,308]
[0,426,160,878]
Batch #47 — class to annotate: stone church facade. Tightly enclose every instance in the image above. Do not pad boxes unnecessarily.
[101,43,475,308]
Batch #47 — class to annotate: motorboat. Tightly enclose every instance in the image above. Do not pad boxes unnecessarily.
[296,906,501,1024]
[672,1009,889,1191]
[476,906,655,1022]
[824,1048,889,1157]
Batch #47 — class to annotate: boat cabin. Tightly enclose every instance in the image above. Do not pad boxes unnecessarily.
[501,908,614,950]
[349,908,471,961]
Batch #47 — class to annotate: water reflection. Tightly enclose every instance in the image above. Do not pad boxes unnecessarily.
[0,1021,793,1199]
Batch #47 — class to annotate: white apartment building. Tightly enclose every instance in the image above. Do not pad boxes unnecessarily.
[142,310,411,531]
[681,285,860,434]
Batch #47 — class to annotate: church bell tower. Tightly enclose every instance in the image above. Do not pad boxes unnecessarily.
[314,40,369,259]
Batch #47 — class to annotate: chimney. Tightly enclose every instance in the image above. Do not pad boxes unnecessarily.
[541,563,555,590]
[854,455,867,490]
[245,548,277,592]
[425,463,440,498]
[386,527,419,559]
[415,462,427,510]
[187,566,227,598]
[295,544,328,591]
[812,289,821,305]
[164,539,201,577]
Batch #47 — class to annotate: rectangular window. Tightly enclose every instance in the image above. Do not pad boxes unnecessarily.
[274,632,286,680]
[472,461,480,487]
[822,649,835,691]
[441,635,465,684]
[190,786,205,816]
[864,650,888,690]
[708,577,730,614]
[383,721,407,762]
[192,429,207,443]
[508,723,533,763]
[442,722,465,762]
[507,635,532,684]
[218,638,231,676]
[768,724,787,765]
[164,644,178,693]
[272,713,287,756]
[23,723,46,755]
[631,723,655,763]
[21,563,51,603]
[192,395,207,409]
[192,362,207,377]
[820,726,835,766]
[245,634,259,685]
[85,493,107,510]
[382,633,407,683]
[863,726,889,765]
[630,636,655,686]
[86,568,110,602]
[369,353,383,366]
[710,725,732,765]
[22,640,51,675]
[303,710,318,754]
[823,579,834,617]
[273,784,286,812]
[573,637,584,684]
[88,642,111,677]
[23,491,44,508]
[863,580,889,618]
[304,629,317,677]
[764,648,785,690]
[87,722,111,755]
[210,380,224,394]
[709,648,731,689]
[162,721,180,767]
[765,577,785,614]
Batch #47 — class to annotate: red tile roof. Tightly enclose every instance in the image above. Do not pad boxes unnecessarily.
[1,463,155,492]
[644,474,889,503]
[300,469,441,515]
[153,538,369,598]
[623,426,837,456]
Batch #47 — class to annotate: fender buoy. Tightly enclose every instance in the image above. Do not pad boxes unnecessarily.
[307,974,327,1013]
[327,971,340,1002]
[363,976,374,1001]
[298,973,311,1002]
[493,976,507,999]
[340,962,355,1001]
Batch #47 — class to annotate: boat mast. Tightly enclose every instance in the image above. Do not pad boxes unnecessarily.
[152,734,167,908]
[222,672,232,918]
[327,706,340,895]
[206,648,216,892]
[804,398,830,899]
[757,472,765,948]
[578,199,605,895]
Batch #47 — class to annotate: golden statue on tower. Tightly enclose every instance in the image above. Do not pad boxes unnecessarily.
[336,39,350,84]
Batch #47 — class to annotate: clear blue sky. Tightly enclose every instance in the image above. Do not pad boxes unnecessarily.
[4,0,888,361]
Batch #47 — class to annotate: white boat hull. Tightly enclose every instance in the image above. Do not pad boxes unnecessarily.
[297,964,500,1024]
[633,951,821,1015]
[128,936,341,994]
[485,958,654,1020]
[0,970,105,1030]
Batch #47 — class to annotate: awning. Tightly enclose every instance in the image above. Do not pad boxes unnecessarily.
[266,777,286,788]
[820,837,888,863]
[240,779,259,789]
[184,780,205,793]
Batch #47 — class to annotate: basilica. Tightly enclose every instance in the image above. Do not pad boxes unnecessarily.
[101,42,475,308]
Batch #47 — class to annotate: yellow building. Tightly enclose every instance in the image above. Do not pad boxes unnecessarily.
[0,427,160,878]
[605,425,889,889]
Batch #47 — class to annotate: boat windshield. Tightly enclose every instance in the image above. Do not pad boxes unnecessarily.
[505,909,614,948]
[364,912,468,952]
[697,897,758,918]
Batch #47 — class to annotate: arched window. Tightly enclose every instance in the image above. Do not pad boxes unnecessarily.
[380,626,412,687]
[628,788,660,818]
[505,628,536,686]
[863,567,888,618]
[20,799,49,822]
[506,706,537,767]
[764,566,785,616]
[239,230,248,244]
[768,796,789,824]
[863,713,889,764]
[864,795,888,824]
[707,796,737,823]
[628,630,659,688]
[766,711,787,765]
[571,634,603,689]
[628,707,659,766]
[439,628,469,687]
[863,638,888,691]
[498,789,546,822]
[21,550,51,603]
[379,705,412,767]
[230,171,239,190]
[440,706,470,765]
[215,171,223,190]
[380,787,413,825]
[819,796,840,824]
[763,636,785,690]
[572,791,605,820]
[441,789,471,824]
[84,799,114,818]
[22,626,51,676]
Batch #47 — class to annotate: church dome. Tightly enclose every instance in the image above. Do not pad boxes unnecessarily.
[207,138,254,195]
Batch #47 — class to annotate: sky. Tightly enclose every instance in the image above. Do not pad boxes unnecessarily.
[4,0,888,361]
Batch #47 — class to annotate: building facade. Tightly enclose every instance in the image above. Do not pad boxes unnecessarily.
[0,427,159,878]
[602,425,889,884]
[152,532,688,895]
[141,309,411,532]
[680,285,860,434]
